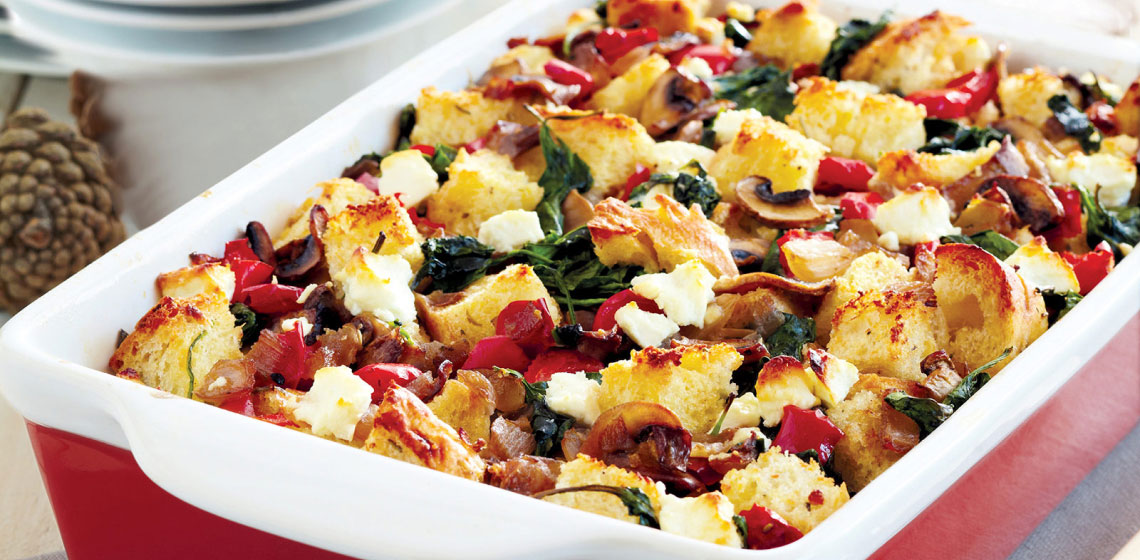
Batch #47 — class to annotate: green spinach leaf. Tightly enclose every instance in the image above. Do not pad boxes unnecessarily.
[939,230,1020,260]
[820,13,890,80]
[501,367,574,457]
[521,228,641,317]
[885,393,953,436]
[1042,290,1084,324]
[424,144,458,182]
[230,302,262,346]
[535,121,594,236]
[1048,94,1102,153]
[714,65,796,121]
[628,162,720,216]
[414,236,498,293]
[725,18,753,48]
[1076,184,1140,257]
[394,103,415,152]
[186,330,206,399]
[765,312,815,360]
[919,118,1008,154]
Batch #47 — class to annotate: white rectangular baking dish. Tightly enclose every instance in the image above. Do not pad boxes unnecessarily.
[1,1,1138,558]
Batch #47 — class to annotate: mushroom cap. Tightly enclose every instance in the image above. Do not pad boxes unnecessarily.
[0,108,125,313]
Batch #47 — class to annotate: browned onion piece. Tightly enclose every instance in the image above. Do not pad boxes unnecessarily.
[982,175,1064,233]
[485,121,540,159]
[304,324,363,375]
[487,456,563,496]
[194,358,255,404]
[487,416,537,460]
[341,154,380,180]
[561,427,589,461]
[580,402,700,493]
[477,367,527,414]
[713,271,832,297]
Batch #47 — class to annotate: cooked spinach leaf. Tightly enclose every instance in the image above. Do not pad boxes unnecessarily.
[765,312,815,360]
[535,121,594,236]
[734,514,749,542]
[186,330,206,399]
[1042,290,1084,324]
[725,18,753,48]
[536,485,659,528]
[714,65,796,121]
[593,0,606,19]
[424,143,458,182]
[1076,184,1140,257]
[501,367,574,456]
[759,234,786,276]
[628,162,720,216]
[230,302,263,346]
[940,230,1020,260]
[1048,94,1102,153]
[585,371,603,384]
[820,13,890,80]
[520,227,642,317]
[919,118,1008,155]
[942,373,991,410]
[394,103,415,152]
[885,393,953,436]
[414,236,498,293]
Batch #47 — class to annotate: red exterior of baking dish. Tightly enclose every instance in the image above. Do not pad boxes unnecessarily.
[27,314,1140,560]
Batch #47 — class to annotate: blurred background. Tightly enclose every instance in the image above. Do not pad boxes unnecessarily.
[0,0,1138,558]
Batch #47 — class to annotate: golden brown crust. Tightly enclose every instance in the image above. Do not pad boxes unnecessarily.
[364,386,486,481]
[605,0,709,35]
[323,195,423,277]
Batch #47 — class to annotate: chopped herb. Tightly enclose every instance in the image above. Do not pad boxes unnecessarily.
[585,371,603,384]
[794,448,820,464]
[1075,184,1140,257]
[424,143,458,182]
[270,373,286,386]
[1042,290,1084,324]
[810,208,844,234]
[940,230,1020,260]
[372,231,387,253]
[820,12,890,80]
[725,18,753,48]
[733,514,749,542]
[394,103,415,151]
[593,0,606,19]
[714,65,796,121]
[765,313,815,360]
[534,485,659,528]
[628,162,720,216]
[230,302,262,346]
[186,330,206,398]
[708,393,738,436]
[1048,94,1102,153]
[919,118,1008,154]
[533,117,595,236]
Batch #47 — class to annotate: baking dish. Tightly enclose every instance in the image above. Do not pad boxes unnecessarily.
[1,0,1139,558]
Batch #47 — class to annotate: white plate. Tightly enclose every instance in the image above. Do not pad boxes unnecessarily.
[7,0,455,67]
[14,0,394,32]
[88,0,304,8]
[0,1,1137,559]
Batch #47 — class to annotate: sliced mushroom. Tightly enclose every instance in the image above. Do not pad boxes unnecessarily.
[245,221,276,266]
[580,402,700,493]
[671,336,769,363]
[561,189,596,232]
[941,136,1030,214]
[982,175,1064,232]
[713,271,833,297]
[733,176,833,228]
[275,205,327,279]
[640,67,714,136]
[485,121,540,158]
[954,192,1019,237]
[918,350,964,401]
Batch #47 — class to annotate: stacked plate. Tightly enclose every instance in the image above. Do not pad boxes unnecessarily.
[0,0,457,69]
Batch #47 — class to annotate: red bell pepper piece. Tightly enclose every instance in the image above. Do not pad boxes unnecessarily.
[595,27,659,64]
[738,505,804,549]
[791,62,819,81]
[775,229,835,277]
[771,404,844,464]
[686,456,724,486]
[495,299,556,356]
[905,67,997,118]
[1086,101,1118,135]
[268,327,313,389]
[229,260,273,302]
[463,135,488,154]
[242,284,304,314]
[544,60,596,93]
[1062,241,1115,296]
[223,239,259,264]
[621,164,652,201]
[219,390,256,416]
[680,44,737,75]
[354,363,422,402]
[410,144,436,156]
[815,156,873,194]
[838,191,884,220]
[1046,186,1083,241]
[523,349,604,384]
[462,335,532,372]
[592,289,663,332]
[506,37,529,49]
[776,1,805,15]
[392,192,447,232]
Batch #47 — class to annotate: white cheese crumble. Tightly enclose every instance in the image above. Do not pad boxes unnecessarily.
[293,366,373,441]
[1046,152,1137,208]
[374,149,440,206]
[877,231,900,252]
[281,317,314,337]
[712,109,765,147]
[477,209,546,252]
[614,302,679,348]
[659,493,743,548]
[631,259,716,327]
[678,56,714,81]
[296,283,319,304]
[872,187,960,245]
[716,392,762,432]
[1004,239,1080,293]
[807,350,860,408]
[647,141,716,175]
[545,372,603,425]
[335,250,417,325]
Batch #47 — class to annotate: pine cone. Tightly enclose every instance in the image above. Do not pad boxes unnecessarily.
[0,108,126,314]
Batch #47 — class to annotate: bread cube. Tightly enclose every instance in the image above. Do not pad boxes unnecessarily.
[323,195,424,279]
[275,178,375,248]
[997,68,1073,128]
[788,77,927,164]
[427,369,497,443]
[825,374,920,492]
[109,293,242,399]
[490,45,556,74]
[364,386,485,481]
[588,54,672,121]
[598,343,742,433]
[416,264,561,350]
[827,285,949,382]
[746,0,838,69]
[708,115,828,201]
[842,11,991,95]
[720,448,849,533]
[426,149,543,236]
[588,196,738,278]
[934,243,1048,373]
[156,262,235,302]
[537,108,656,199]
[543,454,663,523]
[815,252,914,343]
[605,0,710,35]
[409,86,519,147]
[871,141,1001,192]
[1117,78,1140,137]
[659,492,743,547]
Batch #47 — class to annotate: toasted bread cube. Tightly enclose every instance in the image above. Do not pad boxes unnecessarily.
[659,492,743,547]
[842,11,990,95]
[752,356,821,426]
[588,54,672,121]
[1046,150,1137,208]
[720,448,849,534]
[426,149,543,236]
[1100,135,1139,161]
[109,293,242,399]
[871,141,1001,192]
[815,252,914,342]
[598,343,742,433]
[788,77,927,164]
[998,68,1074,128]
[427,369,497,443]
[1004,237,1080,293]
[323,195,424,279]
[535,108,656,199]
[409,86,518,147]
[364,386,485,481]
[588,196,738,277]
[605,0,709,34]
[827,286,949,382]
[933,243,1048,373]
[156,262,235,301]
[708,115,828,201]
[826,374,920,492]
[746,0,838,69]
[416,264,561,350]
[275,178,376,248]
[1118,79,1140,137]
[543,455,663,523]
[490,44,556,74]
